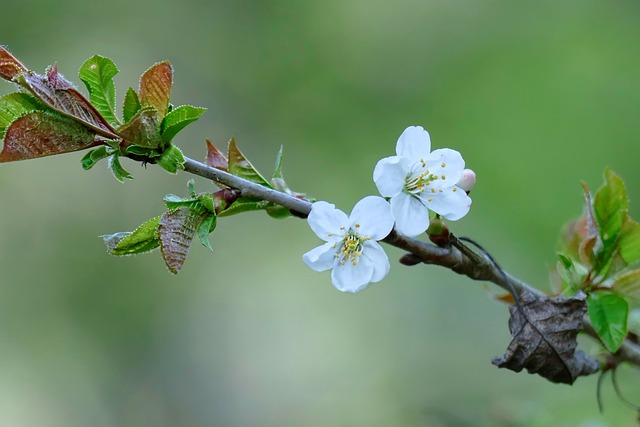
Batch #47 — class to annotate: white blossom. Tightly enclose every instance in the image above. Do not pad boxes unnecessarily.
[303,196,394,293]
[373,126,471,237]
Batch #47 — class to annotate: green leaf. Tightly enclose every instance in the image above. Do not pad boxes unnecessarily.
[108,153,133,182]
[0,93,44,138]
[138,61,172,120]
[227,138,272,188]
[0,111,97,163]
[160,105,206,144]
[587,291,629,352]
[266,204,292,219]
[104,216,161,256]
[619,218,640,265]
[157,144,185,174]
[163,194,201,211]
[81,146,110,170]
[79,55,119,125]
[158,207,205,274]
[217,196,269,217]
[609,269,640,301]
[122,87,141,123]
[197,192,215,213]
[197,213,217,251]
[594,168,627,246]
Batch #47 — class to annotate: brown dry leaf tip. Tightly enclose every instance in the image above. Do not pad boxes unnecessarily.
[492,291,599,385]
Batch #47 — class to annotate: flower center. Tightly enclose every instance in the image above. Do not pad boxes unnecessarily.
[404,159,446,195]
[335,229,369,266]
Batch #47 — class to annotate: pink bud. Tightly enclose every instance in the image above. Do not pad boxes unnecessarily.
[456,169,476,193]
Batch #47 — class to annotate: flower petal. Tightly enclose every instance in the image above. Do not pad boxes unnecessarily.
[349,196,394,240]
[396,126,431,159]
[421,187,471,221]
[303,242,339,272]
[425,148,465,186]
[373,156,410,197]
[331,256,374,293]
[307,201,349,241]
[362,240,390,283]
[390,193,431,237]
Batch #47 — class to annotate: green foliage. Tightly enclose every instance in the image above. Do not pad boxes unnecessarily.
[161,105,207,144]
[556,168,640,354]
[157,144,185,173]
[122,87,141,123]
[79,55,119,125]
[103,216,162,256]
[0,93,44,138]
[587,291,628,352]
[108,153,133,182]
[227,137,272,188]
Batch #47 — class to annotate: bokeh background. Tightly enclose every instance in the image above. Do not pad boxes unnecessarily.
[1,1,639,426]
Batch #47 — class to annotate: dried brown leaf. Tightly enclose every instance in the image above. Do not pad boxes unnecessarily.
[492,291,599,384]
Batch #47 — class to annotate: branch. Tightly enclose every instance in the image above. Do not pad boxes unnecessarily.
[182,156,640,367]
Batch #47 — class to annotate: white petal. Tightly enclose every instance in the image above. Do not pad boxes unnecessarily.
[396,126,431,159]
[422,187,471,221]
[303,242,339,272]
[307,201,349,241]
[362,240,390,283]
[349,196,394,240]
[391,193,431,237]
[424,148,465,185]
[373,156,410,197]
[331,257,374,293]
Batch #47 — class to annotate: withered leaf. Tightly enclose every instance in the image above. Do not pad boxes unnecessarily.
[492,291,599,385]
[158,208,207,274]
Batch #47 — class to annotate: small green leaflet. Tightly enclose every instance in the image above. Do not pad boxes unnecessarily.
[198,214,217,251]
[157,144,185,173]
[587,291,629,352]
[81,146,111,170]
[160,105,206,144]
[593,168,627,246]
[103,216,161,256]
[122,87,141,123]
[108,153,133,182]
[79,55,119,125]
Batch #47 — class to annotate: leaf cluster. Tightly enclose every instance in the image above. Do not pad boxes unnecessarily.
[556,168,640,352]
[0,47,205,180]
[103,139,308,273]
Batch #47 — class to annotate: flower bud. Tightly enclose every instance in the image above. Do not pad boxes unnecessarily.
[456,169,476,194]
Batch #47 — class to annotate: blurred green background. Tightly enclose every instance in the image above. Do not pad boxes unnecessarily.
[1,1,640,426]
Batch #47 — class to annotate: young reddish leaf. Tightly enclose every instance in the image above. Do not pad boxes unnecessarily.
[138,61,172,120]
[116,106,161,148]
[16,71,119,139]
[0,46,28,81]
[227,137,272,188]
[0,111,98,162]
[587,291,629,353]
[158,207,206,274]
[122,87,141,123]
[79,55,119,125]
[579,182,599,266]
[205,139,228,171]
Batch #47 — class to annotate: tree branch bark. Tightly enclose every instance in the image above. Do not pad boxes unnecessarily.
[182,156,640,368]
